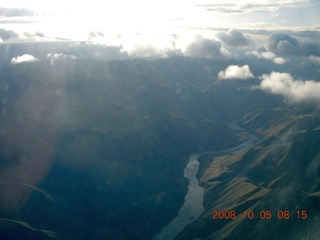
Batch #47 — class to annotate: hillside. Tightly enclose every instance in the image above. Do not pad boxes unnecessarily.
[0,57,318,239]
[0,58,244,239]
[176,107,320,240]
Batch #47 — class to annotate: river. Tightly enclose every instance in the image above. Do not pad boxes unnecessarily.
[154,123,259,240]
[154,154,204,240]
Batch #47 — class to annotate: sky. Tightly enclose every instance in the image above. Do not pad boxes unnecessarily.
[0,0,319,49]
[0,0,320,105]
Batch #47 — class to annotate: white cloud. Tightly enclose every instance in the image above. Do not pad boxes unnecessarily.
[218,65,254,80]
[10,54,38,64]
[47,53,76,60]
[184,37,229,59]
[258,72,320,102]
[250,50,262,58]
[252,51,286,64]
[261,51,276,59]
[273,57,286,64]
[308,55,320,64]
[47,53,76,65]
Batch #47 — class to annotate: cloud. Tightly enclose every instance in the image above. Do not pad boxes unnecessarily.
[47,53,76,60]
[0,28,19,41]
[47,53,76,65]
[0,42,129,65]
[10,54,39,64]
[198,0,308,14]
[71,43,129,60]
[216,29,252,47]
[250,50,286,64]
[23,31,46,38]
[184,37,228,59]
[268,32,300,55]
[88,31,105,38]
[0,7,36,17]
[286,30,320,39]
[300,42,320,56]
[87,31,107,44]
[257,72,320,102]
[273,57,286,64]
[128,45,167,58]
[261,51,276,59]
[267,32,320,57]
[218,65,254,80]
[308,55,320,64]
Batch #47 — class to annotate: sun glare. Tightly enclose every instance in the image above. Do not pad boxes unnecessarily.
[36,0,187,39]
[1,0,317,47]
[1,0,207,42]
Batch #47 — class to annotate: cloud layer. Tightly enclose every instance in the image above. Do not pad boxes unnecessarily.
[218,65,254,80]
[198,0,308,14]
[258,72,320,102]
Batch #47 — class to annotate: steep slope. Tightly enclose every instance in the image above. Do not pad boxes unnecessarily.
[176,107,320,240]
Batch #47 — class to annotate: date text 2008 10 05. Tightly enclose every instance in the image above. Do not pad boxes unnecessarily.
[212,210,308,220]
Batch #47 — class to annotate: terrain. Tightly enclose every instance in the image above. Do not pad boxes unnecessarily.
[0,55,319,239]
[177,107,320,240]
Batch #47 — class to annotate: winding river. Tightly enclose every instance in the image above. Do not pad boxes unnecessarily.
[154,123,260,240]
[154,154,204,240]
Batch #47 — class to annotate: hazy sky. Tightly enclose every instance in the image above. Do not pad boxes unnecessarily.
[0,0,319,61]
[0,0,319,42]
[0,2,319,109]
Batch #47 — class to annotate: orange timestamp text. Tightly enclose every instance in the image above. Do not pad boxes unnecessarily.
[212,210,308,220]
